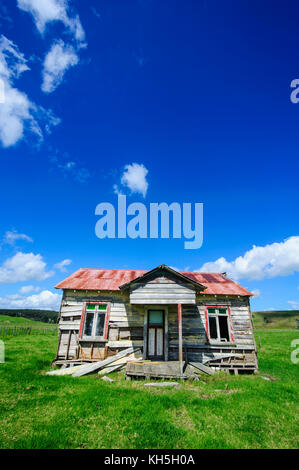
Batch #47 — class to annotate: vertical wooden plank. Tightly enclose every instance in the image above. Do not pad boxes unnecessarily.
[104,303,110,340]
[204,306,209,341]
[57,330,62,358]
[184,346,188,364]
[90,343,94,360]
[143,310,148,360]
[164,308,169,361]
[227,306,235,342]
[178,303,183,375]
[156,328,163,356]
[78,302,86,339]
[65,330,72,360]
[148,328,155,356]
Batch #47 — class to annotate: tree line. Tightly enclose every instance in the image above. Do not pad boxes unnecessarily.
[0,309,59,323]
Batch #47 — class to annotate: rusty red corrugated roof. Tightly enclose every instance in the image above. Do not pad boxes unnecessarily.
[55,267,252,296]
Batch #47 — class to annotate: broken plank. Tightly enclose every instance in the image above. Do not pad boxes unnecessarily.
[72,347,139,377]
[98,350,142,374]
[144,382,182,388]
[46,363,89,376]
[98,363,126,375]
[203,353,244,364]
[189,362,215,375]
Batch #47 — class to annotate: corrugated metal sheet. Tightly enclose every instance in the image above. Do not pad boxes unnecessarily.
[55,268,252,296]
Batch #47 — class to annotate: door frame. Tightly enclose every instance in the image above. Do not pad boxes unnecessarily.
[143,306,168,361]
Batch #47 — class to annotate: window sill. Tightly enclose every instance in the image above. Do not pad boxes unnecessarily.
[79,338,108,343]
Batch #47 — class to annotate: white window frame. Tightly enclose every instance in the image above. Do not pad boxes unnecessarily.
[207,306,232,343]
[81,302,109,340]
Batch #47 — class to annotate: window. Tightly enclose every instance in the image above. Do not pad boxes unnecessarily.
[82,303,108,339]
[207,307,231,342]
[148,310,164,325]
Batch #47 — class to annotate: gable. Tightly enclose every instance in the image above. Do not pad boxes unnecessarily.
[128,268,197,304]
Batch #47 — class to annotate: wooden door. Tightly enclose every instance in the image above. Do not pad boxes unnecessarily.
[147,310,165,360]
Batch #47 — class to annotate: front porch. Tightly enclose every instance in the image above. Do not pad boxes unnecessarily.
[125,360,214,379]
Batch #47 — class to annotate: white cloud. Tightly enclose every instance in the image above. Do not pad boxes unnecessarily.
[0,35,38,146]
[119,163,149,197]
[17,1,86,94]
[251,289,260,298]
[199,236,299,281]
[288,300,299,310]
[0,35,30,79]
[0,84,40,147]
[0,252,54,283]
[3,230,33,245]
[49,151,91,182]
[41,40,79,93]
[19,285,40,294]
[113,184,123,196]
[54,258,72,272]
[0,35,60,147]
[17,0,85,43]
[0,290,61,309]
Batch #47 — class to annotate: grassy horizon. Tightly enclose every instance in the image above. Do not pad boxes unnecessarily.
[252,310,299,330]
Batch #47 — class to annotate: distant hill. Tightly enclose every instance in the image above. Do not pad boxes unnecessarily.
[252,310,299,329]
[0,315,57,328]
[0,309,59,324]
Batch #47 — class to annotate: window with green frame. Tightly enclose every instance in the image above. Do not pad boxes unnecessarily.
[83,303,108,338]
[207,307,231,342]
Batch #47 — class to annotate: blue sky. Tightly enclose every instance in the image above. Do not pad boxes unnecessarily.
[0,0,299,311]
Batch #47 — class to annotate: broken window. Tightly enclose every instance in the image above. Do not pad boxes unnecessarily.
[207,307,231,342]
[82,303,108,339]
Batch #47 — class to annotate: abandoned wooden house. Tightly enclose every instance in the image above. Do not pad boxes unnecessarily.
[54,265,257,376]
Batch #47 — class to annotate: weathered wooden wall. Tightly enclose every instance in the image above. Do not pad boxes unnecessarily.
[56,288,257,370]
[57,289,145,360]
[168,295,257,369]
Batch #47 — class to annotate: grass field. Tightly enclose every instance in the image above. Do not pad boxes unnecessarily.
[0,315,57,329]
[0,326,298,449]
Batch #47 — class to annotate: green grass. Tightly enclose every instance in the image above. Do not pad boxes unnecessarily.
[0,330,298,449]
[0,315,57,329]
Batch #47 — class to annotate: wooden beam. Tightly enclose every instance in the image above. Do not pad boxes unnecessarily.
[72,347,139,377]
[189,362,215,375]
[178,304,183,376]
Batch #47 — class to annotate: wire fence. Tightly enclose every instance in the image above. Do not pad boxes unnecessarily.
[0,326,58,337]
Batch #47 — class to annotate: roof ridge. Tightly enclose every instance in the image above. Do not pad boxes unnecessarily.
[71,267,233,275]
